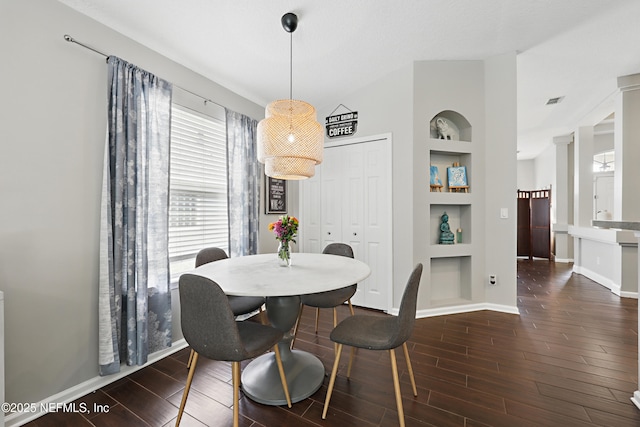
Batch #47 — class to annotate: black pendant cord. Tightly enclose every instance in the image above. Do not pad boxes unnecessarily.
[281,12,297,102]
[289,31,293,101]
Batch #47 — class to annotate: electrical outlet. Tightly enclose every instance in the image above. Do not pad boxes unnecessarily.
[489,274,497,285]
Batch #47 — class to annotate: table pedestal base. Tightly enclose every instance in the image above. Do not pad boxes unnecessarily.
[241,295,325,405]
[241,349,325,405]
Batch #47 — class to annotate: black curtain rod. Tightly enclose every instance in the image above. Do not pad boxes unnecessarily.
[63,34,225,110]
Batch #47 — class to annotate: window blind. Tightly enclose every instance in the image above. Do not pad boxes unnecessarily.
[169,104,228,283]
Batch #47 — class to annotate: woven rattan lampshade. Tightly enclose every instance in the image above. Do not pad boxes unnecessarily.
[257,12,323,180]
[257,99,323,179]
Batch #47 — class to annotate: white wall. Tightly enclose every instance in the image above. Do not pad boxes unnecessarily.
[534,144,556,191]
[571,227,638,295]
[517,159,535,190]
[516,143,557,194]
[0,0,263,407]
[594,131,614,154]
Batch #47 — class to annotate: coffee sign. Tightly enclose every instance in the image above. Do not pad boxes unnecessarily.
[325,111,358,138]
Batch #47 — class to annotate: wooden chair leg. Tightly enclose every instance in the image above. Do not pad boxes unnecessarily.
[347,298,355,316]
[232,361,240,427]
[403,342,417,396]
[322,343,343,419]
[258,306,266,325]
[314,307,320,333]
[186,348,195,369]
[176,352,198,427]
[290,304,304,349]
[333,308,339,354]
[346,346,356,378]
[390,349,405,427]
[273,345,292,408]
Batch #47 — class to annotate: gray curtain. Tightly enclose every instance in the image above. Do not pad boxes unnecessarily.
[226,109,260,257]
[99,56,173,375]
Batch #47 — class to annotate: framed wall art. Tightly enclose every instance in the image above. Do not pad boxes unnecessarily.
[265,176,287,214]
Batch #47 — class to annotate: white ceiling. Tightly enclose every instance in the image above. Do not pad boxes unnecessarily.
[58,0,640,159]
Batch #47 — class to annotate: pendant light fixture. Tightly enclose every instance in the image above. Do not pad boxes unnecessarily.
[257,12,323,180]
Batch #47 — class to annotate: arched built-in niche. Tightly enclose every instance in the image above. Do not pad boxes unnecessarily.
[429,110,472,142]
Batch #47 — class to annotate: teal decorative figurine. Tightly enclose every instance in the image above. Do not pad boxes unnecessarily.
[439,212,455,244]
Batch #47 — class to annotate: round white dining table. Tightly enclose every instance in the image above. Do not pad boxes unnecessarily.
[190,252,371,406]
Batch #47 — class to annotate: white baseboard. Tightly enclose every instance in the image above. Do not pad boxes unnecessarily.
[573,266,622,296]
[386,303,520,318]
[620,290,639,299]
[554,258,574,263]
[5,339,188,427]
[631,391,640,410]
[415,303,520,318]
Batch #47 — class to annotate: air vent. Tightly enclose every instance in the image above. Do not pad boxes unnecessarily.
[546,96,564,105]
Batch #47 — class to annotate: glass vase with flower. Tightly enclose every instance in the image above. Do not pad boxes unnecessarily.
[268,215,299,266]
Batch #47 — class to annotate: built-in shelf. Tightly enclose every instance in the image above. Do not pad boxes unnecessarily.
[428,192,472,205]
[430,204,471,245]
[429,243,473,258]
[429,145,473,194]
[429,297,474,308]
[429,110,472,142]
[425,109,475,308]
[429,139,472,154]
[430,256,472,304]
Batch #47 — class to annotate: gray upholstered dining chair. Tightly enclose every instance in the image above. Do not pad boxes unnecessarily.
[291,243,357,349]
[176,273,291,427]
[195,247,265,319]
[322,263,423,427]
[186,247,265,369]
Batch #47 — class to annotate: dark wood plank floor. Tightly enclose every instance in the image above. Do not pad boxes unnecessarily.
[26,260,640,426]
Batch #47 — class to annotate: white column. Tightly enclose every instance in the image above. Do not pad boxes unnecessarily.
[573,127,594,227]
[0,291,3,427]
[553,135,573,262]
[614,74,640,221]
[633,230,640,410]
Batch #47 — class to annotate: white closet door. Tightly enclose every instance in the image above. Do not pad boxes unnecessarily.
[300,171,322,254]
[301,135,392,311]
[321,147,342,248]
[357,139,391,310]
[341,143,364,260]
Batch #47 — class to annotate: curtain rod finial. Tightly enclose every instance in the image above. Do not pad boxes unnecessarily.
[64,34,74,42]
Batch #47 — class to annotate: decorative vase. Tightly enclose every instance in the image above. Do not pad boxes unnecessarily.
[277,240,291,266]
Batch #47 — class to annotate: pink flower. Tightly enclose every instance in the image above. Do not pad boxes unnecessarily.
[269,215,299,243]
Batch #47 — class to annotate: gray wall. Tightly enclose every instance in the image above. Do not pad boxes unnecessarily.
[0,0,263,405]
[413,59,487,308]
[316,56,518,311]
[484,52,518,308]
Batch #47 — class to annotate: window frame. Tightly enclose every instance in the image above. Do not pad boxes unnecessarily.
[168,101,229,286]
